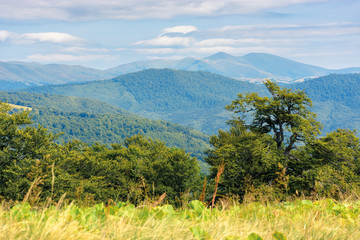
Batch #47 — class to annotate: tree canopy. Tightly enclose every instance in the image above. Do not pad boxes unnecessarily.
[206,80,360,200]
[0,102,201,205]
[226,79,322,157]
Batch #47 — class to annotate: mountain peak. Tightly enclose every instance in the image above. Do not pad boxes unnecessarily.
[205,52,237,61]
[242,52,286,59]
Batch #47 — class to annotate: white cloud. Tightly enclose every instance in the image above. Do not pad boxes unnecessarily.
[214,23,360,38]
[62,47,109,52]
[134,36,194,47]
[0,30,14,41]
[132,21,360,66]
[136,48,177,54]
[0,0,328,20]
[21,32,83,44]
[161,26,198,35]
[198,38,264,46]
[0,30,84,45]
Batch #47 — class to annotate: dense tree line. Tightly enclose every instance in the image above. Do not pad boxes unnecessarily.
[0,91,209,168]
[0,102,201,205]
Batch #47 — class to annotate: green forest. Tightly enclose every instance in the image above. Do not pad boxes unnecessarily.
[1,80,360,206]
[0,91,210,167]
[24,68,267,134]
[23,70,360,136]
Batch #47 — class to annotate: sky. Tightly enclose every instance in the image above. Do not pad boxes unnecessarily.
[0,0,359,69]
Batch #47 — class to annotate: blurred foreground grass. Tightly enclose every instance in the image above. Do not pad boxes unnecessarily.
[1,199,359,240]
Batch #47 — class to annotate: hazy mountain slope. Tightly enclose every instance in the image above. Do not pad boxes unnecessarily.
[331,67,360,74]
[0,61,110,87]
[106,57,217,76]
[107,52,359,82]
[23,69,267,134]
[0,91,210,163]
[242,53,330,80]
[202,52,269,80]
[0,80,27,90]
[289,73,360,132]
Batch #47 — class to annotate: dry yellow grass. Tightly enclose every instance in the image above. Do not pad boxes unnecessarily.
[8,103,32,111]
[0,199,359,240]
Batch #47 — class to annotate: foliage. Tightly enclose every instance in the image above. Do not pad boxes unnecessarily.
[290,129,360,197]
[0,102,59,200]
[0,103,201,205]
[226,79,322,157]
[0,91,210,166]
[206,80,360,199]
[206,122,283,198]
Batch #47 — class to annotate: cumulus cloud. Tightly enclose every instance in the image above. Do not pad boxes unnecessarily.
[0,0,327,20]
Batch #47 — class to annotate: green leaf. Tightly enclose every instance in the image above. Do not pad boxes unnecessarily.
[247,233,263,240]
[273,231,287,240]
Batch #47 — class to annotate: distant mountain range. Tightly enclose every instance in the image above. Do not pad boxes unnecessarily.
[1,52,359,90]
[107,52,346,82]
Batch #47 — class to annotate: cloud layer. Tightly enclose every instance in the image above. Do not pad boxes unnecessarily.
[1,20,359,69]
[0,31,84,44]
[132,22,360,59]
[0,0,326,20]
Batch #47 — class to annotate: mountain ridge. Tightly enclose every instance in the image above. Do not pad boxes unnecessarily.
[1,52,359,90]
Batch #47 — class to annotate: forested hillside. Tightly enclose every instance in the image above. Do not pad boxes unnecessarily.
[0,91,209,166]
[289,73,360,133]
[23,70,360,135]
[24,69,267,134]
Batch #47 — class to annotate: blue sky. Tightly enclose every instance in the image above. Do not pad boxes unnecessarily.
[0,0,359,69]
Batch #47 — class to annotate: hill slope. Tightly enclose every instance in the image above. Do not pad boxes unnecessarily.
[289,73,360,133]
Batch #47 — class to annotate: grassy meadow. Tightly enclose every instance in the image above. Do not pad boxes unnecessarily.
[1,197,360,240]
